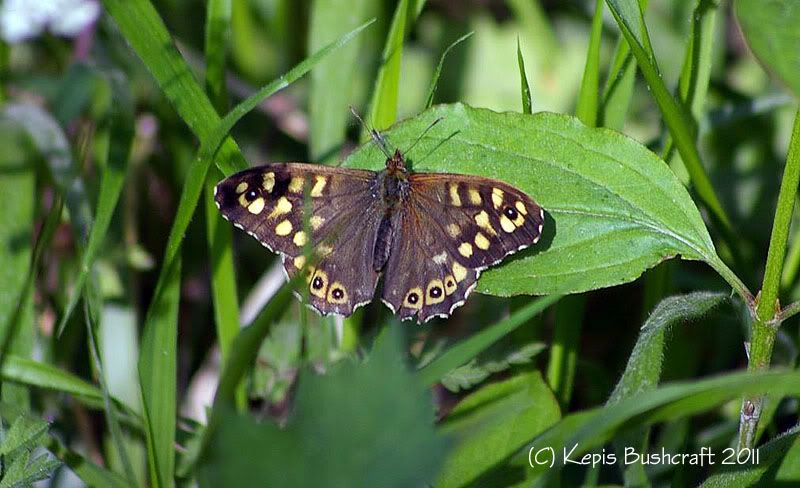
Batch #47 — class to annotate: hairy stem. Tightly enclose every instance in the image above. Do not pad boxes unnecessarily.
[738,109,800,450]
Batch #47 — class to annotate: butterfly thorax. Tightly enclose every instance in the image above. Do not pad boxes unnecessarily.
[372,150,410,272]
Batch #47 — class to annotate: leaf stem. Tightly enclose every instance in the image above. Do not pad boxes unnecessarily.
[738,108,800,450]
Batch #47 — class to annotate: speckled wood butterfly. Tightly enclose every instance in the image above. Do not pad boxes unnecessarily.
[214,136,544,323]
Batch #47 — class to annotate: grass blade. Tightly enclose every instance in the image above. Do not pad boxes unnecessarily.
[308,0,372,162]
[516,38,532,115]
[138,256,181,488]
[0,118,39,408]
[202,0,243,408]
[546,295,585,408]
[366,0,426,131]
[599,35,637,131]
[604,0,732,231]
[57,72,135,335]
[575,0,604,127]
[417,294,562,387]
[425,31,473,109]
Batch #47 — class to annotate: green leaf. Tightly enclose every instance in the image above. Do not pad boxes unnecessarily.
[608,291,727,486]
[138,257,181,488]
[608,291,728,404]
[436,372,560,488]
[701,426,800,487]
[418,294,561,387]
[48,437,131,488]
[0,354,140,427]
[605,0,732,231]
[343,104,719,296]
[525,370,800,477]
[735,0,800,99]
[516,38,532,115]
[197,327,446,487]
[0,415,48,456]
[441,342,546,392]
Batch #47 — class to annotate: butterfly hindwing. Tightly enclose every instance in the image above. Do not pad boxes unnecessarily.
[215,163,383,315]
[280,200,384,316]
[381,212,480,322]
[381,173,543,322]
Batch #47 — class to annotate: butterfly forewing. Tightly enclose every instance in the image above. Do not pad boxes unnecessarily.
[215,163,383,316]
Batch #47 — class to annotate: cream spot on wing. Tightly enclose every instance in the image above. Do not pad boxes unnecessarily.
[500,215,516,233]
[452,262,467,282]
[492,187,504,209]
[449,183,462,206]
[447,223,461,238]
[433,252,448,265]
[311,175,327,197]
[263,172,275,192]
[474,210,497,235]
[268,197,292,219]
[293,231,307,246]
[293,255,306,269]
[275,220,293,236]
[318,244,333,257]
[458,242,473,258]
[247,197,265,215]
[235,182,248,194]
[288,176,304,193]
[444,275,457,295]
[468,188,481,205]
[310,215,324,230]
[515,200,528,215]
[474,232,490,250]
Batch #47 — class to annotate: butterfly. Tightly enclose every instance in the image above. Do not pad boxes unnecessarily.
[214,138,544,323]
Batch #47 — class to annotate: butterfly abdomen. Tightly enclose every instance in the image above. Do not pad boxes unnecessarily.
[372,214,394,272]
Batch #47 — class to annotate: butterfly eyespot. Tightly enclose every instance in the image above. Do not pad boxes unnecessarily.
[245,189,258,201]
[503,206,518,220]
[309,269,329,298]
[327,282,348,304]
[426,279,445,305]
[403,288,423,309]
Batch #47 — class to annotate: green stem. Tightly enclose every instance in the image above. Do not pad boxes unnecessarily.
[738,108,800,450]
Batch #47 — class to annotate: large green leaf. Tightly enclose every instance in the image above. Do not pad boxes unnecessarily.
[342,104,718,296]
[735,0,800,99]
[197,327,446,487]
[436,372,560,488]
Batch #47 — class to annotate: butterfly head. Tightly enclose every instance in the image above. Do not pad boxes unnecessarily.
[385,149,408,180]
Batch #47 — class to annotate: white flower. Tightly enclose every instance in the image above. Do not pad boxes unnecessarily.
[0,0,100,43]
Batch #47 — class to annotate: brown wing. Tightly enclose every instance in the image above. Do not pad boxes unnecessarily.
[215,163,383,316]
[381,173,543,322]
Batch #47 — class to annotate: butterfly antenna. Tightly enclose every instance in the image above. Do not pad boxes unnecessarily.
[403,117,443,156]
[350,106,393,158]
